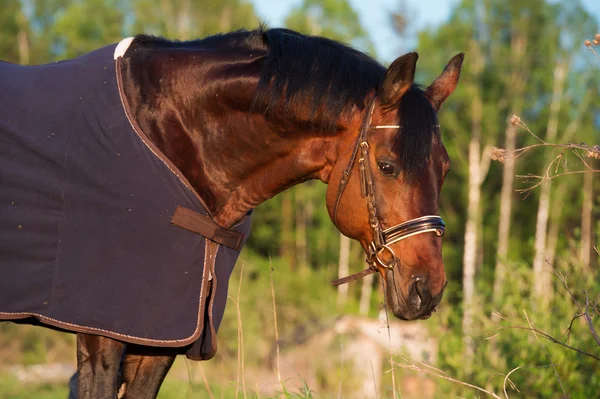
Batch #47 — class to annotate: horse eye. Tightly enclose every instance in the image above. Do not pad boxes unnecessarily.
[377,161,396,176]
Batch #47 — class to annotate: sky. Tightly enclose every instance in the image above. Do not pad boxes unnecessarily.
[249,0,598,63]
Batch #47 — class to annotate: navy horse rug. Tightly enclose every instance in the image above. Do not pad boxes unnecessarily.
[0,41,251,360]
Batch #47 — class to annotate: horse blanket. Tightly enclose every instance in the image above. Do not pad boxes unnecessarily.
[0,41,251,360]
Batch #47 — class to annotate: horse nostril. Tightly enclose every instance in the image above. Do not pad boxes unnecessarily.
[408,276,430,311]
[415,278,425,299]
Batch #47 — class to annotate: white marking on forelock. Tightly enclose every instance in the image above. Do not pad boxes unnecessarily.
[113,37,134,60]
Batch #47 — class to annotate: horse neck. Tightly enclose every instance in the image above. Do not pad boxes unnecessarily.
[120,48,342,227]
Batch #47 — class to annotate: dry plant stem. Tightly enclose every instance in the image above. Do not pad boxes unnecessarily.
[495,324,600,361]
[237,263,247,399]
[337,342,343,399]
[227,295,244,399]
[269,257,285,396]
[184,357,194,399]
[523,311,567,398]
[503,367,522,399]
[198,364,215,399]
[516,169,599,195]
[585,42,600,59]
[370,361,378,398]
[228,294,241,399]
[393,359,501,399]
[510,143,599,195]
[497,142,595,160]
[381,280,397,398]
[584,293,600,347]
[550,263,600,347]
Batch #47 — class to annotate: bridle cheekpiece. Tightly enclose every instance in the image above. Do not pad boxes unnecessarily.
[331,101,446,286]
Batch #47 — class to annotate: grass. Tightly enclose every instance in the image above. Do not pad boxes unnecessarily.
[0,374,69,399]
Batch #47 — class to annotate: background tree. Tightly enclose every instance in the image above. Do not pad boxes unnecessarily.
[131,0,258,39]
[1,0,598,397]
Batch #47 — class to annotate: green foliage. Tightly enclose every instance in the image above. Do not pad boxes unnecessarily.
[284,0,376,56]
[216,248,358,366]
[131,0,259,40]
[0,0,24,63]
[0,374,69,399]
[50,0,125,57]
[0,0,598,398]
[435,263,600,398]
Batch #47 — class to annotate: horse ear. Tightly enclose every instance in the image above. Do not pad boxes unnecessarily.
[379,52,418,106]
[425,53,464,110]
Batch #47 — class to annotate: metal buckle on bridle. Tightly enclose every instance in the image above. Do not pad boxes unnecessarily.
[373,244,397,269]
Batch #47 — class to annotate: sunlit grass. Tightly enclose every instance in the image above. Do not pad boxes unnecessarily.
[0,374,69,399]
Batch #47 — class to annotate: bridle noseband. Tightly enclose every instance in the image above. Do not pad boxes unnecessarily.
[331,101,446,286]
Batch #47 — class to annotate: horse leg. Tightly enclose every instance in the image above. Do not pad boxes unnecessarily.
[119,346,176,399]
[76,333,125,398]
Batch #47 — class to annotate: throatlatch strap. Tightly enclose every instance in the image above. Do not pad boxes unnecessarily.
[171,206,246,251]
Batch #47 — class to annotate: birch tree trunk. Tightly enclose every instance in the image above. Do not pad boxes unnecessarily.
[462,37,492,369]
[545,184,567,269]
[581,170,593,270]
[493,32,527,302]
[359,273,374,315]
[545,87,590,270]
[337,234,351,306]
[532,61,567,302]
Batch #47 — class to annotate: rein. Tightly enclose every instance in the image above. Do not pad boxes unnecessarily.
[331,101,446,286]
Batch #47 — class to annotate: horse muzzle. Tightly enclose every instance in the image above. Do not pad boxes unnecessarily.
[385,271,445,320]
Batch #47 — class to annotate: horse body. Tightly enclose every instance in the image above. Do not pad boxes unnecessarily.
[0,27,463,398]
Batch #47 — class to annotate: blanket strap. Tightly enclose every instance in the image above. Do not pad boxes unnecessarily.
[171,206,246,252]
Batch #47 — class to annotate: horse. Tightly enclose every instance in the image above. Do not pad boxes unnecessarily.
[0,27,463,398]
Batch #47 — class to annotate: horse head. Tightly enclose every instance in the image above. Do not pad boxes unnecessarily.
[326,52,463,320]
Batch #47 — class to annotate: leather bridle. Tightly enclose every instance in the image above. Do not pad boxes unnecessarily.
[331,100,446,286]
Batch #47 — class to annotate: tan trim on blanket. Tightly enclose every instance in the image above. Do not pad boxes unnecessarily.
[115,56,247,248]
[186,240,220,360]
[114,56,215,217]
[0,310,201,348]
[0,237,218,348]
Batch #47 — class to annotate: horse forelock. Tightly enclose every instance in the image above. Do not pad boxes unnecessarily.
[389,85,440,182]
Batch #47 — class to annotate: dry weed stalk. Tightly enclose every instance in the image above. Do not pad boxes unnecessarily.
[228,262,247,399]
[268,257,285,397]
[493,34,600,191]
[391,355,519,398]
[522,311,567,398]
[550,262,600,348]
[488,266,600,362]
[584,33,600,59]
[198,364,215,399]
[491,114,599,195]
[379,281,398,397]
[489,321,600,362]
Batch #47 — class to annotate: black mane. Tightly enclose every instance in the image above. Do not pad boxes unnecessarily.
[253,28,385,132]
[134,27,385,132]
[132,28,436,177]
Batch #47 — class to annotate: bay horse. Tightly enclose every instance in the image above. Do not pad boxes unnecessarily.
[0,27,463,398]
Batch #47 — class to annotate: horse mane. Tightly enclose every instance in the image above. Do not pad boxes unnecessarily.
[132,28,435,178]
[252,27,385,132]
[133,27,385,132]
